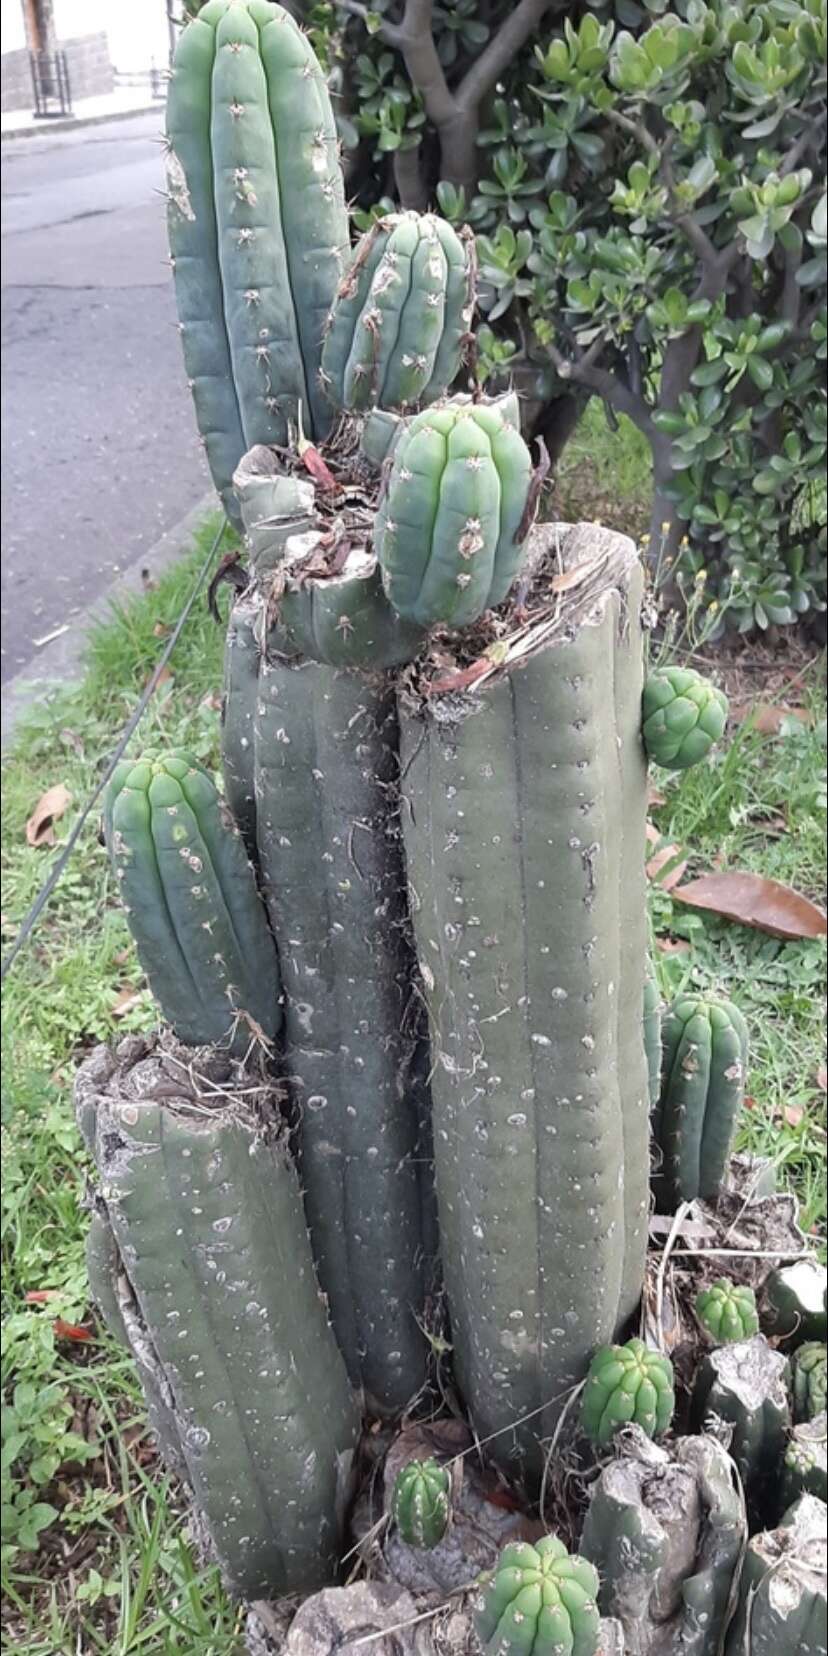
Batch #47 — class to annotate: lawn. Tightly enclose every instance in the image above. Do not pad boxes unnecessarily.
[1,451,826,1653]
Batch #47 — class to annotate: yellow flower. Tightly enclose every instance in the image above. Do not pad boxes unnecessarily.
[661,520,671,532]
[708,601,719,613]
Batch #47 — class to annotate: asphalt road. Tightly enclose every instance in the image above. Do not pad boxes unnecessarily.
[1,112,211,683]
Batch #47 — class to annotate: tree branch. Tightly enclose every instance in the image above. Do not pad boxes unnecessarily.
[456,0,556,113]
[544,337,658,442]
[780,110,828,177]
[337,0,403,40]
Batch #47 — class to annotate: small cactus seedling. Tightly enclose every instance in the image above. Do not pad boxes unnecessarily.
[392,1458,451,1549]
[320,212,475,413]
[581,1339,675,1447]
[375,398,535,628]
[653,993,749,1210]
[474,1537,601,1656]
[696,1280,760,1345]
[781,1414,828,1509]
[792,1344,828,1423]
[642,666,728,770]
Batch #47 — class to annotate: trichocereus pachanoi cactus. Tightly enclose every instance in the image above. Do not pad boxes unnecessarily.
[375,397,536,628]
[391,1458,451,1550]
[579,1427,746,1656]
[792,1343,828,1423]
[693,1333,790,1522]
[473,1537,602,1656]
[652,993,749,1212]
[642,665,728,770]
[165,0,349,517]
[320,212,476,416]
[104,749,280,1054]
[580,1338,675,1447]
[696,1280,760,1346]
[781,1414,828,1509]
[398,521,651,1484]
[762,1257,828,1347]
[74,1037,359,1599]
[725,1493,827,1654]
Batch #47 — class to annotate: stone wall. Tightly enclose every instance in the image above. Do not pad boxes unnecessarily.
[1,29,112,113]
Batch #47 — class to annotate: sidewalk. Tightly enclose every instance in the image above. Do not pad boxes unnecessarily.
[1,83,163,139]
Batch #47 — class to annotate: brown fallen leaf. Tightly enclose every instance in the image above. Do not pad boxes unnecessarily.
[25,783,72,848]
[111,986,143,1018]
[143,663,174,692]
[645,822,688,890]
[656,936,690,954]
[648,783,667,808]
[53,1318,93,1343]
[672,872,828,941]
[783,1104,804,1129]
[729,701,813,734]
[816,1065,827,1093]
[153,620,172,638]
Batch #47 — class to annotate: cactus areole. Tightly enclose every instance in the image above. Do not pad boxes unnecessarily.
[392,1458,451,1550]
[474,1538,601,1656]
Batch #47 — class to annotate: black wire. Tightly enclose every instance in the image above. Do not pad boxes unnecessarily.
[1,517,227,984]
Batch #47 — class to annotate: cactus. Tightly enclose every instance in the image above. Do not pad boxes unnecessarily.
[696,1280,760,1345]
[642,666,728,770]
[221,594,260,856]
[782,1414,828,1510]
[166,0,350,518]
[272,530,425,668]
[392,1459,451,1550]
[473,1538,601,1656]
[643,970,662,1110]
[320,213,475,414]
[725,1492,827,1655]
[763,1258,828,1348]
[580,1339,675,1447]
[652,993,749,1211]
[75,1037,359,1597]
[398,524,651,1482]
[104,750,280,1053]
[233,445,316,575]
[694,1334,790,1521]
[792,1344,828,1423]
[580,1428,746,1656]
[375,398,535,628]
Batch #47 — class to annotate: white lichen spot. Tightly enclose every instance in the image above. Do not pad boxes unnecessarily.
[165,150,194,220]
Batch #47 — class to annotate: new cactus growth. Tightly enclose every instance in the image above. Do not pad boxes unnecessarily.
[75,1038,359,1597]
[580,1428,746,1656]
[320,213,475,414]
[104,750,280,1053]
[694,1334,790,1521]
[376,398,535,627]
[392,1459,451,1549]
[763,1258,828,1347]
[166,0,349,516]
[580,1339,675,1447]
[399,525,651,1481]
[653,993,749,1211]
[725,1493,827,1655]
[792,1345,828,1423]
[781,1414,828,1509]
[642,666,728,770]
[473,1538,601,1656]
[696,1280,760,1345]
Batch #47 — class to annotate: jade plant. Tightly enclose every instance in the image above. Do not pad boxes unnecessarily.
[473,1538,601,1656]
[696,1280,760,1346]
[391,1459,451,1549]
[580,1339,675,1447]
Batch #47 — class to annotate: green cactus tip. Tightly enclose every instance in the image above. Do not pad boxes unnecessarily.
[792,1343,828,1423]
[642,665,728,770]
[695,1279,760,1346]
[392,1457,451,1550]
[580,1338,675,1447]
[474,1537,601,1656]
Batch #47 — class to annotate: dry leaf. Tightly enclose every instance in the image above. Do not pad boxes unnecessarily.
[153,620,172,638]
[144,663,174,692]
[743,1095,757,1111]
[53,1318,93,1343]
[656,936,690,954]
[25,1289,58,1304]
[111,986,143,1018]
[648,783,667,808]
[729,701,813,734]
[783,1104,804,1128]
[25,783,71,848]
[111,948,131,968]
[298,442,339,492]
[816,1066,827,1093]
[672,872,828,941]
[645,822,688,890]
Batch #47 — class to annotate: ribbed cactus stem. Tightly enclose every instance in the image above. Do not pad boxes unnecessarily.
[271,530,425,668]
[397,523,650,1482]
[725,1493,827,1654]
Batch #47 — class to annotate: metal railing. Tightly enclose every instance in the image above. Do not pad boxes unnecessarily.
[30,50,72,119]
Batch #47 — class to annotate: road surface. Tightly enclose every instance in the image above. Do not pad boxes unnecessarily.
[1,112,211,683]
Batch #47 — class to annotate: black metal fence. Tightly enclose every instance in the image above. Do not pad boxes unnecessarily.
[30,50,72,119]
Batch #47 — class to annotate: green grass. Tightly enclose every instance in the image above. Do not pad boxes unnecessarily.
[555,399,654,539]
[1,487,825,1651]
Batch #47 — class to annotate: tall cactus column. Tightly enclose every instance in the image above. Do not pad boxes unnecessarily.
[397,523,649,1482]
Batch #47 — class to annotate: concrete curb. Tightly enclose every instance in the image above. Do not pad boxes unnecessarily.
[2,491,221,749]
[1,100,161,142]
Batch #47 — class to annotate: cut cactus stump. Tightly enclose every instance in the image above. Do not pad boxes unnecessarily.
[725,1492,827,1654]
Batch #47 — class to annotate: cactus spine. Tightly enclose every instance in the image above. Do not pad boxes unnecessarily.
[398,525,650,1480]
[166,0,349,515]
[104,751,280,1053]
[76,1039,359,1597]
[653,994,749,1211]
